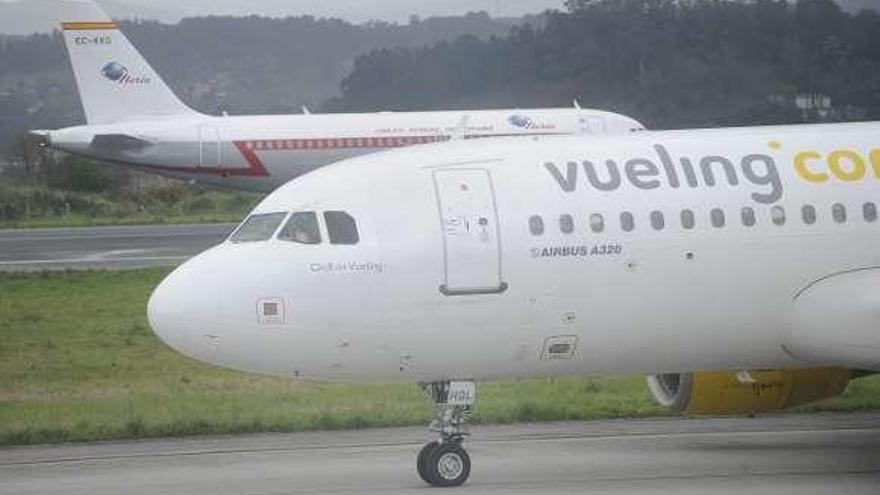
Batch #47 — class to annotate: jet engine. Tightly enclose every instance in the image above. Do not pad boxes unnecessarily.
[646,368,852,415]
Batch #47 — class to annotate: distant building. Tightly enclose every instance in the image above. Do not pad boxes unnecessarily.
[795,93,832,118]
[768,91,834,119]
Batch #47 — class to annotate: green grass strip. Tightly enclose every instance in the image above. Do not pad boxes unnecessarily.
[1,269,878,446]
[0,214,242,230]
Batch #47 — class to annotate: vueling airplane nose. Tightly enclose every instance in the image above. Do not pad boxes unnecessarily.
[147,253,222,363]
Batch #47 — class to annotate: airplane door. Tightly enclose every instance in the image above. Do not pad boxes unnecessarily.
[433,168,507,296]
[198,125,221,167]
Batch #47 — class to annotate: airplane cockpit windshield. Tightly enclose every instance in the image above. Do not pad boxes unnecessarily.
[229,210,361,245]
[229,212,287,243]
[278,212,321,244]
[323,211,359,245]
[277,210,360,245]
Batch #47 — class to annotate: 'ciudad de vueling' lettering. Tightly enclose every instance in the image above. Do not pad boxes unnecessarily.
[544,144,782,204]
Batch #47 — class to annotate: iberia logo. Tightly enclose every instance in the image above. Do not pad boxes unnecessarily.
[508,114,535,128]
[508,114,556,130]
[101,61,151,85]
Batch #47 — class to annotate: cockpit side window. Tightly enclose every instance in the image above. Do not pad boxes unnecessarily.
[278,212,322,244]
[324,211,360,245]
[229,212,287,243]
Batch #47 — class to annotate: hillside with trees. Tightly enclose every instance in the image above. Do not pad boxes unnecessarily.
[0,12,525,158]
[3,0,880,226]
[4,0,880,161]
[331,0,880,129]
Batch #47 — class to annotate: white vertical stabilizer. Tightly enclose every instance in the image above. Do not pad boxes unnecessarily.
[58,0,199,124]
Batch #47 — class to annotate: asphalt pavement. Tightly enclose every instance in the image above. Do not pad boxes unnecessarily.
[0,223,234,271]
[1,413,878,495]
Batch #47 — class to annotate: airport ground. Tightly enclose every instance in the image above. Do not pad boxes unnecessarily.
[0,223,234,271]
[1,223,879,495]
[2,413,879,494]
[1,261,879,447]
[0,213,242,230]
[0,174,258,231]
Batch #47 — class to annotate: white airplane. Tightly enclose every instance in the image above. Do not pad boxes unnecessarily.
[32,0,645,193]
[148,120,880,486]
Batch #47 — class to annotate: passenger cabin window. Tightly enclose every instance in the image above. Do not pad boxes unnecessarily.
[324,211,360,245]
[620,212,635,232]
[710,208,725,228]
[741,207,756,227]
[590,213,604,233]
[864,202,877,222]
[771,206,786,226]
[278,212,321,244]
[681,209,695,230]
[650,211,665,230]
[832,203,847,223]
[802,205,817,225]
[529,215,544,236]
[230,212,287,243]
[560,214,574,234]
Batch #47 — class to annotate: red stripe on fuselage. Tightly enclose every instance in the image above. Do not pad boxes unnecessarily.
[132,141,269,178]
[137,133,564,178]
[233,140,269,176]
[246,134,451,151]
[241,132,562,153]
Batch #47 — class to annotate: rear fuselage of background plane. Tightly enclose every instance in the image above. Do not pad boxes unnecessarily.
[47,108,644,192]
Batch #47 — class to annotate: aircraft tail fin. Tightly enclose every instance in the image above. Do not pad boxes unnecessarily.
[58,0,199,124]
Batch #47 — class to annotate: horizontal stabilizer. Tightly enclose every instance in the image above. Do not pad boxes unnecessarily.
[90,133,153,153]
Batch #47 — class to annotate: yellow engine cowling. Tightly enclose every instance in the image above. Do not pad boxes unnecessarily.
[646,368,852,415]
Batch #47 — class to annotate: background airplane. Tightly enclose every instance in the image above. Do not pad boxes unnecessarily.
[30,0,645,193]
[148,120,880,486]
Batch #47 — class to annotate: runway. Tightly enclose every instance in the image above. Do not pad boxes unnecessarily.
[1,413,878,494]
[0,223,235,271]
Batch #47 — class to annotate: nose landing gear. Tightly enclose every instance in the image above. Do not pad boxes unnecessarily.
[416,381,475,487]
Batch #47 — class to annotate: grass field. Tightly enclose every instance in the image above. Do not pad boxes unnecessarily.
[0,213,243,230]
[0,180,258,230]
[1,269,879,446]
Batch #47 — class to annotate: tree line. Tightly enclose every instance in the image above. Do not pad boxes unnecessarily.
[0,12,520,158]
[330,0,880,129]
[4,0,880,193]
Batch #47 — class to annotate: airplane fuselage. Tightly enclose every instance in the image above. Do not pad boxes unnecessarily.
[148,121,880,383]
[46,1,645,193]
[49,108,643,192]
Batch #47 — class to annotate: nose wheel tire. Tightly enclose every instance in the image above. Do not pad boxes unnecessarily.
[417,441,439,484]
[417,441,471,487]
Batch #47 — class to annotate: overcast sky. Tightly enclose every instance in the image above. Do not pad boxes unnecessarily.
[0,0,568,34]
[129,0,566,22]
[1,0,874,35]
